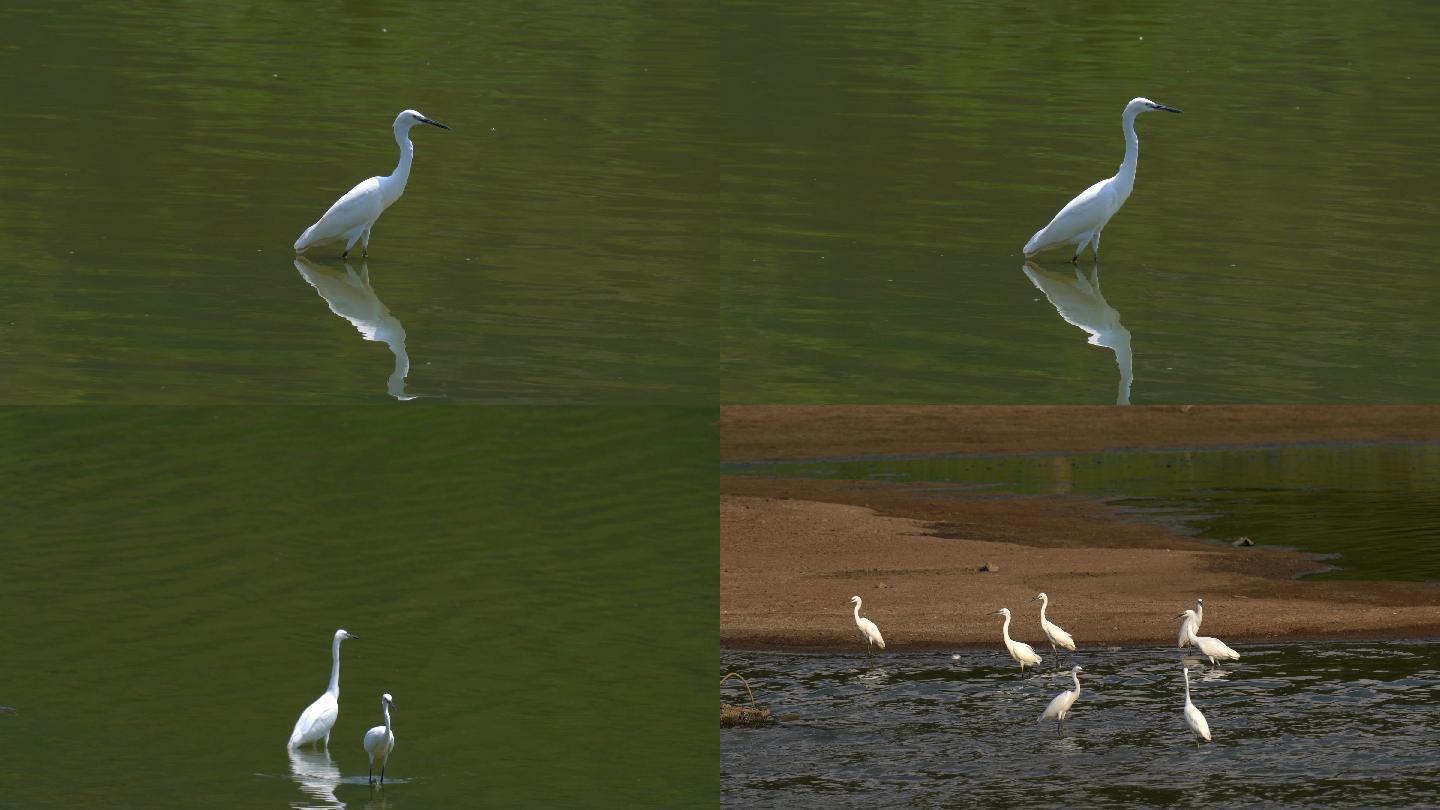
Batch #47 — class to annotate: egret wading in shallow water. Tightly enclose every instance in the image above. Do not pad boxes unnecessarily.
[1177,597,1204,649]
[1024,97,1182,263]
[991,607,1042,671]
[1181,666,1212,745]
[294,110,451,258]
[1177,609,1239,668]
[288,629,358,749]
[1030,592,1076,668]
[850,595,886,656]
[364,693,396,785]
[1040,665,1084,730]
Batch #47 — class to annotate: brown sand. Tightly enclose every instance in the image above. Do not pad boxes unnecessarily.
[721,405,1440,462]
[720,477,1440,651]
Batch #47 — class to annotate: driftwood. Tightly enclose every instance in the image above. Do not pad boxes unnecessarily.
[720,672,770,727]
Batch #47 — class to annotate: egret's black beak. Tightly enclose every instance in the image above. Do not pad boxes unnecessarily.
[349,634,361,640]
[421,117,451,130]
[1155,104,1182,114]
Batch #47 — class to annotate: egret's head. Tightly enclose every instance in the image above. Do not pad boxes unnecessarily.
[849,595,861,606]
[1073,665,1084,673]
[381,693,395,707]
[395,109,452,132]
[991,607,1010,618]
[1196,597,1204,606]
[1175,609,1196,620]
[336,629,358,641]
[1127,97,1182,116]
[1030,592,1047,603]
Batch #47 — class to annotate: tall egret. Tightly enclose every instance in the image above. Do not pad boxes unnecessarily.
[1030,592,1077,668]
[1177,609,1239,668]
[288,629,359,749]
[1177,597,1204,649]
[1181,666,1212,745]
[849,595,886,655]
[364,693,397,785]
[1039,665,1084,730]
[1023,97,1182,263]
[294,110,451,258]
[991,608,1043,671]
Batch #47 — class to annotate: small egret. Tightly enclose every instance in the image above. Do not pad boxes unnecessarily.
[849,595,886,655]
[1181,666,1212,745]
[1030,592,1077,668]
[287,629,359,750]
[991,607,1043,671]
[1023,97,1182,263]
[294,109,451,258]
[1039,665,1084,730]
[1177,597,1204,649]
[364,693,396,785]
[1177,609,1239,668]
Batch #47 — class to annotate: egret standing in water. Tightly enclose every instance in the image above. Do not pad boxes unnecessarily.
[295,110,451,258]
[849,595,886,656]
[1030,592,1077,668]
[1177,597,1204,649]
[1023,97,1182,263]
[1039,665,1084,730]
[1181,666,1212,745]
[364,693,396,785]
[1177,609,1240,668]
[991,607,1043,671]
[287,629,359,749]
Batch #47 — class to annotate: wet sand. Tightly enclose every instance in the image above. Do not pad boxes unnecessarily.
[721,405,1440,462]
[720,405,1440,650]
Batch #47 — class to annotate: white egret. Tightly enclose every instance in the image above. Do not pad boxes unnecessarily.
[1181,666,1212,744]
[1023,97,1182,263]
[364,693,397,785]
[1039,665,1084,730]
[1030,592,1077,668]
[287,629,359,749]
[1177,609,1239,668]
[294,110,451,258]
[849,595,886,655]
[991,607,1043,671]
[1177,597,1204,649]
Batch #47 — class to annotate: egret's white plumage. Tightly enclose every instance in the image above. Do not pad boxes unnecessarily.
[288,629,358,749]
[1178,609,1239,667]
[1030,592,1076,668]
[295,110,450,258]
[363,693,396,785]
[1181,666,1212,743]
[1178,597,1204,649]
[991,607,1043,671]
[1039,665,1084,729]
[850,595,886,655]
[1024,97,1182,262]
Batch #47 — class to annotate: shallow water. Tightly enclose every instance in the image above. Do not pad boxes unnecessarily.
[0,2,716,403]
[726,443,1440,581]
[0,408,715,807]
[722,644,1440,807]
[719,0,1440,404]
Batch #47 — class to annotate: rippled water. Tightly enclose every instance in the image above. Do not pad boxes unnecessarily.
[0,408,714,807]
[722,644,1440,807]
[726,443,1440,581]
[719,0,1440,404]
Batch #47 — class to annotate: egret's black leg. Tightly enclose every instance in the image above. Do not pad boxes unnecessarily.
[368,764,374,785]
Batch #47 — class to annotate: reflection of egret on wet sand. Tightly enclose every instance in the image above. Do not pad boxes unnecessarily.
[287,748,345,810]
[295,258,414,401]
[1023,261,1132,405]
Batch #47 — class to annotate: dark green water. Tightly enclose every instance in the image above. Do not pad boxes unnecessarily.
[726,443,1440,581]
[0,2,716,403]
[0,408,716,807]
[719,0,1440,404]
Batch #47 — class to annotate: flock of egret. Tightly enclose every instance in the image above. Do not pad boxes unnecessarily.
[851,592,1237,743]
[287,629,399,786]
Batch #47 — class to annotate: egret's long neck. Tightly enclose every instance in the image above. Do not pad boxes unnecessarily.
[383,704,392,733]
[1195,602,1203,626]
[1001,614,1012,642]
[1072,670,1082,695]
[1116,112,1140,192]
[1038,597,1048,623]
[1183,672,1192,702]
[327,636,343,697]
[382,126,415,207]
[853,601,862,623]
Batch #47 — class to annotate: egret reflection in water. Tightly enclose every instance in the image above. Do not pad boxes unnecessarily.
[287,747,345,810]
[295,257,414,400]
[1022,261,1133,405]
